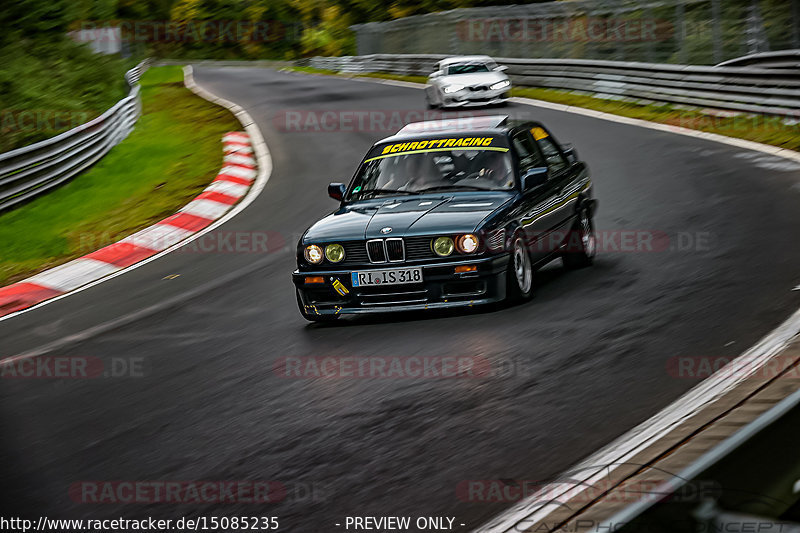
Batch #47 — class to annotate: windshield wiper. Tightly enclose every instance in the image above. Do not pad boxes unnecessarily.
[361,188,420,198]
[415,185,491,193]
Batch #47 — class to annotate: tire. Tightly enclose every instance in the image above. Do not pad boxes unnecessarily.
[562,205,596,269]
[505,234,534,302]
[296,290,340,323]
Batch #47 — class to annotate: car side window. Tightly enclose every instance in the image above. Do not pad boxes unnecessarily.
[534,131,568,173]
[511,131,544,171]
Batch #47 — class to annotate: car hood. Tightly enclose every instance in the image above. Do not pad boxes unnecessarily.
[302,193,513,243]
[438,72,508,87]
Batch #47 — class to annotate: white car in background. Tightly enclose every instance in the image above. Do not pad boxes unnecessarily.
[425,55,511,109]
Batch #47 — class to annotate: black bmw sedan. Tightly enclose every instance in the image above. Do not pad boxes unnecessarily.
[292,115,597,322]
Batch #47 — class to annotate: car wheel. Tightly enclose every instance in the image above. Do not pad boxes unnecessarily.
[296,290,340,323]
[562,205,596,269]
[506,234,534,302]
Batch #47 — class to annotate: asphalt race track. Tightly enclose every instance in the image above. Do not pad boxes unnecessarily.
[2,67,800,531]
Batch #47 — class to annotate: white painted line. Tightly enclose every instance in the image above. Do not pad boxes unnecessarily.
[26,259,120,293]
[224,145,253,154]
[180,198,232,220]
[224,132,249,142]
[203,180,250,198]
[121,224,195,252]
[0,64,273,323]
[224,153,256,166]
[219,165,257,180]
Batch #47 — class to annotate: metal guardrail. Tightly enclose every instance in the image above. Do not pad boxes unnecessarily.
[609,385,800,532]
[0,59,150,212]
[307,54,800,118]
[717,49,800,69]
[349,0,800,66]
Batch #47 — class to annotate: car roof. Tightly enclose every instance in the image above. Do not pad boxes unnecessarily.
[439,55,495,66]
[375,115,538,144]
[377,115,510,143]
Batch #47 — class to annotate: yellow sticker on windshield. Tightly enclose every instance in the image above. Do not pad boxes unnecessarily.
[531,127,548,140]
[365,136,508,163]
[381,137,494,154]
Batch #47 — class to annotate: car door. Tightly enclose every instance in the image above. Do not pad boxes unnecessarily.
[531,125,578,233]
[509,128,562,263]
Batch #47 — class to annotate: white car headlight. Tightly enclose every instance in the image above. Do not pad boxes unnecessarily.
[304,244,324,264]
[457,234,480,254]
[490,79,511,91]
[443,84,465,94]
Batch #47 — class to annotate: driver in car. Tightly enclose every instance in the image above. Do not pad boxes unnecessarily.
[470,151,514,189]
[403,154,446,191]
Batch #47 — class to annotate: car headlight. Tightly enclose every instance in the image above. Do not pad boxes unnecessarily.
[304,244,324,264]
[443,84,465,94]
[490,79,511,91]
[432,236,455,257]
[325,243,345,263]
[457,234,479,254]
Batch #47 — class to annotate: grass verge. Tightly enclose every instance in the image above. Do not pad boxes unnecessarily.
[0,65,240,286]
[285,66,800,152]
[0,38,135,152]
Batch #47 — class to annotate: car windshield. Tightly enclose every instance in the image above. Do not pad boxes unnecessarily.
[348,139,515,201]
[446,63,491,75]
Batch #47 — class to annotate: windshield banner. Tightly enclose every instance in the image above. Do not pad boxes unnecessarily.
[367,135,509,162]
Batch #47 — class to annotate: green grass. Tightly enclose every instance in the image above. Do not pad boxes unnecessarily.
[0,65,240,286]
[0,38,135,152]
[286,66,800,152]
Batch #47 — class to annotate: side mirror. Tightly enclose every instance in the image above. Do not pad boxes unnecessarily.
[328,182,346,201]
[493,65,508,72]
[521,168,548,192]
[562,144,578,163]
[429,70,443,79]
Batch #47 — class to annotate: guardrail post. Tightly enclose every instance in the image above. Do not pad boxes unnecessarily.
[711,0,723,63]
[675,2,688,65]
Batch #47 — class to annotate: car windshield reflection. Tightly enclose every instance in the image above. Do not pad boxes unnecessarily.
[349,150,515,200]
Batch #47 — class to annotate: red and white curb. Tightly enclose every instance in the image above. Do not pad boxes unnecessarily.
[0,131,256,318]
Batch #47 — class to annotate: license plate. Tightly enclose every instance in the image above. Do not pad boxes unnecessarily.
[351,267,423,287]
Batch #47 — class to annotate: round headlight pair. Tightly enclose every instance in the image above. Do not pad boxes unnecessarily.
[304,244,345,264]
[432,234,479,256]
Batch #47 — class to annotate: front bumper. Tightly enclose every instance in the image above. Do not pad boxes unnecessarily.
[293,254,510,316]
[444,89,510,108]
